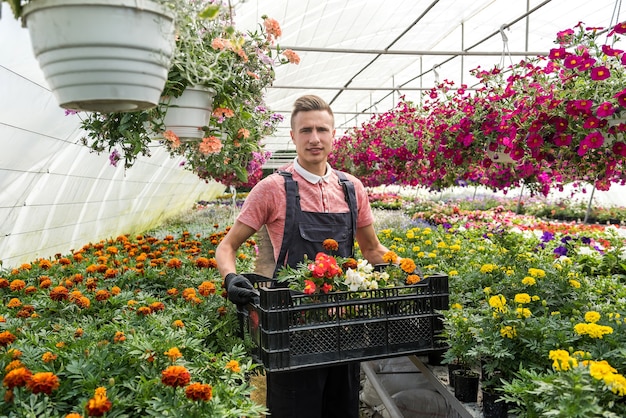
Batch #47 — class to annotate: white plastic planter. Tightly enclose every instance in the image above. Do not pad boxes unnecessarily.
[163,86,216,139]
[22,0,175,113]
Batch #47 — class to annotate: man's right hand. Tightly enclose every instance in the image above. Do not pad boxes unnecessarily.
[224,273,259,305]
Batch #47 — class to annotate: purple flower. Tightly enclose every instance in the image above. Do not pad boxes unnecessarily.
[541,231,554,242]
[553,246,568,256]
[109,150,120,167]
[581,237,591,244]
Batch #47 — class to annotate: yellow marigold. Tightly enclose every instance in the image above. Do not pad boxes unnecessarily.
[448,270,458,276]
[225,359,241,373]
[574,323,614,339]
[382,251,398,264]
[584,311,601,323]
[26,372,59,395]
[406,274,421,285]
[399,258,416,274]
[528,268,546,278]
[588,360,617,381]
[185,382,213,401]
[161,365,191,388]
[488,295,507,313]
[500,325,517,339]
[86,387,112,417]
[42,352,57,363]
[480,264,497,274]
[516,307,532,318]
[521,276,536,286]
[514,293,531,304]
[164,347,183,362]
[569,279,581,288]
[549,349,576,371]
[605,373,626,396]
[451,303,462,310]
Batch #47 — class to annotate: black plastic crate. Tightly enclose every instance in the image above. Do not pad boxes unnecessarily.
[240,273,449,371]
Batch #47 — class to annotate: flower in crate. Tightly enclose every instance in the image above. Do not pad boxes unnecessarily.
[275,240,419,294]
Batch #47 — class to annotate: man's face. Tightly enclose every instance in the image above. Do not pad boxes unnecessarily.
[290,110,335,172]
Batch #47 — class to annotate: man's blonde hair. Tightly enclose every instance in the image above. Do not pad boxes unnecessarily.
[290,95,334,129]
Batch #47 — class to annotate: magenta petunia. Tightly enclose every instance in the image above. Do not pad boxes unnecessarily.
[596,101,616,118]
[590,66,610,80]
[612,141,626,157]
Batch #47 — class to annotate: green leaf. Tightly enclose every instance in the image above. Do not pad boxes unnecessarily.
[199,5,220,19]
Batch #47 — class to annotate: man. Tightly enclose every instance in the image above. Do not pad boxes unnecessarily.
[216,94,389,418]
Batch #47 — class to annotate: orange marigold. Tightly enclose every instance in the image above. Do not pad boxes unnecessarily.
[164,347,183,362]
[95,289,110,302]
[406,274,421,284]
[42,352,57,363]
[65,413,83,418]
[399,258,417,274]
[172,320,184,328]
[76,296,91,309]
[136,306,152,316]
[75,328,84,338]
[0,331,17,347]
[198,281,216,296]
[0,278,9,288]
[7,298,22,308]
[113,331,126,343]
[166,258,183,269]
[185,382,213,401]
[161,365,191,388]
[9,280,26,291]
[86,387,112,417]
[195,257,210,268]
[103,268,118,279]
[150,301,165,312]
[322,239,339,252]
[50,286,69,301]
[3,367,32,389]
[225,360,241,373]
[5,360,23,372]
[382,251,399,264]
[167,288,178,296]
[26,371,59,395]
[342,258,358,270]
[38,259,52,270]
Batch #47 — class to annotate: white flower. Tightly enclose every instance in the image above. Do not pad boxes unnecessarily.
[344,268,365,291]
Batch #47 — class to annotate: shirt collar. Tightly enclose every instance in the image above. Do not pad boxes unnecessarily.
[293,158,332,184]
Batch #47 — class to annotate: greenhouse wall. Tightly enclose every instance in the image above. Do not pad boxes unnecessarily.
[0,5,224,268]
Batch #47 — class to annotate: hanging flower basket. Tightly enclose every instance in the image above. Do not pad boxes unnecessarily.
[163,86,217,140]
[22,0,175,113]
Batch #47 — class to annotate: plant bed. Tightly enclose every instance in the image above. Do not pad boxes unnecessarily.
[240,273,449,371]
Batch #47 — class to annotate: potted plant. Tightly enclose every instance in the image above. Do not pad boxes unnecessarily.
[78,1,299,185]
[4,0,176,113]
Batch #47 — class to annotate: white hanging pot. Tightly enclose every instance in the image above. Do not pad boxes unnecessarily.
[163,86,217,140]
[22,0,176,113]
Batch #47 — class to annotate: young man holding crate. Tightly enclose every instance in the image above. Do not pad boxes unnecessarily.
[216,94,390,418]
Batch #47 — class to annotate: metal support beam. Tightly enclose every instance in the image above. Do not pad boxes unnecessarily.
[279,46,547,56]
[269,85,475,91]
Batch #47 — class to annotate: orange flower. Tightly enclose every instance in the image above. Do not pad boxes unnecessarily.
[172,320,184,328]
[0,278,9,288]
[103,268,118,278]
[185,382,213,401]
[237,128,250,139]
[111,286,121,296]
[195,257,210,268]
[113,331,125,343]
[382,251,399,264]
[225,359,241,373]
[86,387,112,417]
[5,360,23,372]
[150,301,165,312]
[3,367,32,389]
[136,306,152,316]
[322,239,339,252]
[212,107,234,118]
[38,259,52,270]
[9,280,25,291]
[283,49,301,64]
[198,136,223,156]
[0,331,17,347]
[166,258,182,269]
[263,17,282,42]
[7,298,22,308]
[161,365,191,387]
[342,258,358,270]
[95,289,110,302]
[75,328,84,338]
[406,274,421,285]
[42,352,58,363]
[75,296,91,309]
[163,130,181,148]
[65,413,83,418]
[399,258,417,274]
[167,288,178,296]
[26,371,59,395]
[58,257,72,265]
[50,286,69,301]
[164,347,183,362]
[182,288,197,301]
[198,281,216,296]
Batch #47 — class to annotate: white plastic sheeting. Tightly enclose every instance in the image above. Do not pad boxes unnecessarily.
[0,6,224,268]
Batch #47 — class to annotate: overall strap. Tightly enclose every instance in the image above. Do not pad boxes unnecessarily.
[335,170,358,241]
[274,171,300,276]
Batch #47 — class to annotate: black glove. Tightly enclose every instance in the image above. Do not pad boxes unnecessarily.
[224,273,259,305]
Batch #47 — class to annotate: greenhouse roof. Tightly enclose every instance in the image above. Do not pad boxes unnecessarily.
[231,0,625,152]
